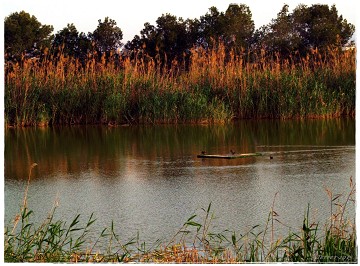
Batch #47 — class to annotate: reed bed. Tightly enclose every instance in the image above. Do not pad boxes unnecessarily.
[4,164,356,262]
[5,45,356,126]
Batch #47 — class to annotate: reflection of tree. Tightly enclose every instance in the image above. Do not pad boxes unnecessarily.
[5,119,355,181]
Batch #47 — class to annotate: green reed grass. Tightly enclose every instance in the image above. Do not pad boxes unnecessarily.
[5,44,355,127]
[4,164,356,262]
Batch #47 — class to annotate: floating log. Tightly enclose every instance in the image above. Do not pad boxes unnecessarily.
[197,152,262,159]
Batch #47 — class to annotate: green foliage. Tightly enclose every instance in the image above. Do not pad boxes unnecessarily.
[52,24,92,60]
[92,17,123,53]
[192,4,256,51]
[293,4,355,48]
[125,3,255,62]
[223,4,255,49]
[4,10,53,59]
[5,4,354,64]
[255,4,355,57]
[254,5,300,57]
[53,24,79,56]
[126,14,191,64]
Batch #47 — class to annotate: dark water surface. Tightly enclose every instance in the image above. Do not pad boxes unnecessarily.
[5,119,355,245]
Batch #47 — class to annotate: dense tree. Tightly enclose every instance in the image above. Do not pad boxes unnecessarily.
[197,4,254,50]
[126,4,254,63]
[155,14,189,60]
[125,14,193,64]
[77,32,94,57]
[52,23,92,59]
[255,4,355,57]
[53,23,79,56]
[5,11,53,59]
[223,4,254,49]
[137,22,159,57]
[253,5,302,56]
[4,4,355,64]
[92,17,123,53]
[198,6,225,46]
[292,4,355,49]
[185,18,202,47]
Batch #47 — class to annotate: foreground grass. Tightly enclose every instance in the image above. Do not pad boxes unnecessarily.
[4,165,356,263]
[5,45,355,126]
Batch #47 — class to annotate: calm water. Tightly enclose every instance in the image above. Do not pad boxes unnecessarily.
[5,119,355,245]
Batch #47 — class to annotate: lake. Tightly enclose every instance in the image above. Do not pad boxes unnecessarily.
[5,118,355,246]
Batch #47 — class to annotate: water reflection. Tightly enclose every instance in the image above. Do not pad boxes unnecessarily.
[5,118,355,245]
[5,119,354,180]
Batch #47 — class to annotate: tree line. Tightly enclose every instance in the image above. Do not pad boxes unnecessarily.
[4,3,355,64]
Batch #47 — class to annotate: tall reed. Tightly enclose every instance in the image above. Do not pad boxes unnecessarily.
[5,45,355,126]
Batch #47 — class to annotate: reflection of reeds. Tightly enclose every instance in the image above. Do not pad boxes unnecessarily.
[5,45,355,126]
[4,166,356,262]
[5,119,355,181]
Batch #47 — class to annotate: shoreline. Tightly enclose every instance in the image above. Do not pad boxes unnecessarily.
[5,114,355,128]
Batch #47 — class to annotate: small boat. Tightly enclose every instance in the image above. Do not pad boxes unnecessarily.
[197,152,262,159]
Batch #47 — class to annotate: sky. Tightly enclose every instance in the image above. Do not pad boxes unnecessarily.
[2,0,358,43]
